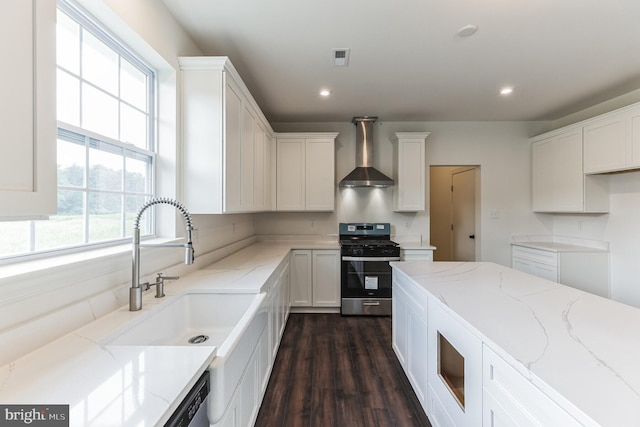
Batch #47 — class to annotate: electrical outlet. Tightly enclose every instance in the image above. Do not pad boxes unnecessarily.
[192,229,199,243]
[490,210,499,219]
[308,218,316,228]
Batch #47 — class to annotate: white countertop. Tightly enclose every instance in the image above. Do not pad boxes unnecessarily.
[0,240,337,426]
[391,261,640,426]
[511,234,609,253]
[398,243,437,250]
[512,241,609,253]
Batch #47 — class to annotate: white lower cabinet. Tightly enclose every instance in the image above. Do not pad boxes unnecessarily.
[400,248,435,261]
[511,245,610,298]
[210,261,289,427]
[393,265,582,427]
[269,262,290,361]
[289,249,340,308]
[392,278,429,409]
[427,300,482,427]
[482,345,580,427]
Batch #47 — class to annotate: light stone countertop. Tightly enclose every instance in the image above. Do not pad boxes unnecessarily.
[0,240,338,427]
[391,261,640,427]
[398,243,437,250]
[512,241,609,253]
[511,234,609,253]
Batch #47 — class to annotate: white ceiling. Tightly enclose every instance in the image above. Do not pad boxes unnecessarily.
[162,0,640,123]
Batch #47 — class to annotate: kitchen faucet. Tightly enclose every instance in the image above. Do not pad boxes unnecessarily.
[130,198,195,311]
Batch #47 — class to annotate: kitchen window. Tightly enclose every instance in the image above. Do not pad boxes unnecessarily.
[0,0,156,260]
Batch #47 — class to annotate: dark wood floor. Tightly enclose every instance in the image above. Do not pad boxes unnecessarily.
[255,314,432,427]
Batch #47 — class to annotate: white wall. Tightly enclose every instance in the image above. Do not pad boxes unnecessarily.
[257,120,551,267]
[550,172,640,307]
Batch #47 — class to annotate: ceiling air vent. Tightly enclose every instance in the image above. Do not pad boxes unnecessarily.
[332,48,350,67]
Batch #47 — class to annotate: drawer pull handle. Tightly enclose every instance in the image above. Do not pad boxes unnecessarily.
[363,301,380,306]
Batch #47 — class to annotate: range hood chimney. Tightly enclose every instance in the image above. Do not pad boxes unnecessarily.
[339,116,394,188]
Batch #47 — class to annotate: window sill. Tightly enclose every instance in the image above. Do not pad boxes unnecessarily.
[0,237,181,283]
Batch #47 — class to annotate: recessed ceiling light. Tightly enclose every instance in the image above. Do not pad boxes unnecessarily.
[456,24,478,38]
[500,87,514,96]
[320,89,331,97]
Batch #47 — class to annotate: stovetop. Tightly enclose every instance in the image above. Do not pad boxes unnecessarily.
[339,223,400,256]
[339,239,399,248]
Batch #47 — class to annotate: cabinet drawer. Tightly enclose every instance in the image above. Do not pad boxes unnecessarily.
[401,249,434,262]
[483,345,581,427]
[511,246,557,267]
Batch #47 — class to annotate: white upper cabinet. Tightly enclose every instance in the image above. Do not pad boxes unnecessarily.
[179,56,274,214]
[276,133,337,211]
[0,0,56,218]
[393,132,429,212]
[583,104,640,174]
[531,127,608,213]
[253,120,271,211]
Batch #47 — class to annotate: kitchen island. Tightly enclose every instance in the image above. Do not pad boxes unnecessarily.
[391,261,640,427]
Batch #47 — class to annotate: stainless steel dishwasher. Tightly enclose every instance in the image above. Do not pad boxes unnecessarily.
[165,371,210,427]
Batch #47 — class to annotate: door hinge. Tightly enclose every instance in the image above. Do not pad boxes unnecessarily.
[451,185,454,192]
[451,224,454,231]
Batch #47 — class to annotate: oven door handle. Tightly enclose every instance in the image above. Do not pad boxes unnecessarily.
[341,256,401,262]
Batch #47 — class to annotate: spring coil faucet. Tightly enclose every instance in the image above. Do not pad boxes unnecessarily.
[130,198,195,311]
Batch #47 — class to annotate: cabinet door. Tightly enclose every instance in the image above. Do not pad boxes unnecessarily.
[312,250,340,307]
[392,283,410,369]
[583,113,626,174]
[224,78,244,212]
[262,132,273,211]
[240,105,256,211]
[0,0,56,218]
[531,138,555,212]
[276,139,306,210]
[407,306,428,406]
[628,107,640,168]
[305,139,335,211]
[551,130,584,212]
[290,250,312,306]
[253,120,266,211]
[532,129,584,212]
[394,138,426,211]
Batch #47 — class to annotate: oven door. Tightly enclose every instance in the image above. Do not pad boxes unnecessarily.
[341,256,400,298]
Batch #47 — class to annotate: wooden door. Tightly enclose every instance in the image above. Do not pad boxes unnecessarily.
[452,167,477,262]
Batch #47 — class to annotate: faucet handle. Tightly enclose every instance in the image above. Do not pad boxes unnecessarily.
[152,273,179,298]
[156,272,180,281]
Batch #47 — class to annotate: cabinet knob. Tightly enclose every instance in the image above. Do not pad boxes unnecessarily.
[469,234,475,239]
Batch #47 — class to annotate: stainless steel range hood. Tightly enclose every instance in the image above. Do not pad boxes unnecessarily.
[339,116,394,188]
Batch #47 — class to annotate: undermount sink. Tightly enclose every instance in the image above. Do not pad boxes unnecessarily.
[106,292,264,347]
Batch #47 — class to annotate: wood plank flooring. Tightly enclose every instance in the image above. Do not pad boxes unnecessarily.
[255,314,432,427]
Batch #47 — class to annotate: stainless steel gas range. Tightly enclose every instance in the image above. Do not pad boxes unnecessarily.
[339,222,400,316]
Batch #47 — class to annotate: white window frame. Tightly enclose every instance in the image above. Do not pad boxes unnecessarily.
[0,0,158,263]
